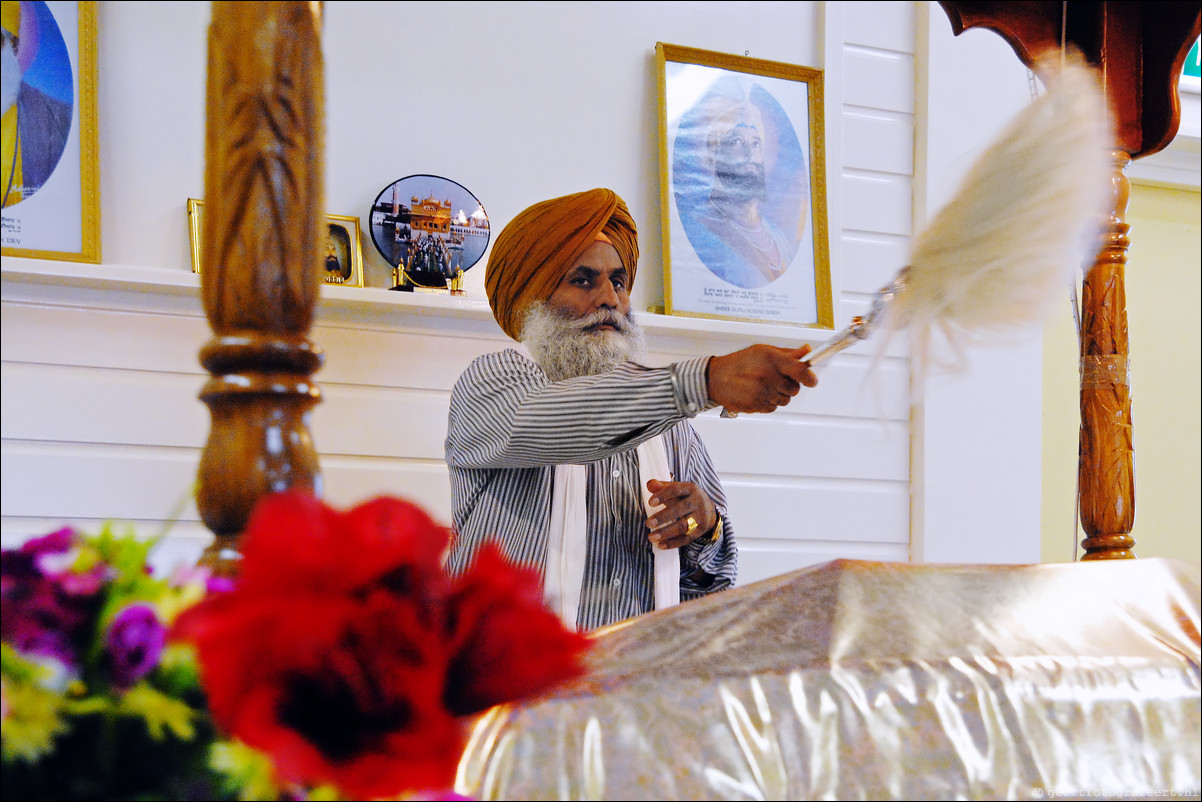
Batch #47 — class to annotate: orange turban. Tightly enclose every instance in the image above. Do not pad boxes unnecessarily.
[485,188,639,341]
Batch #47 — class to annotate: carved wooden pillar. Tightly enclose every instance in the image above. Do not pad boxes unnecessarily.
[1078,152,1134,559]
[196,1,326,573]
[938,1,1200,561]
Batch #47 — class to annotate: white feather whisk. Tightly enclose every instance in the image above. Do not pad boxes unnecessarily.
[804,52,1114,374]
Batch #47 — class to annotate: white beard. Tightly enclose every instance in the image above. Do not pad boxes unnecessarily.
[521,302,646,381]
[1,45,20,115]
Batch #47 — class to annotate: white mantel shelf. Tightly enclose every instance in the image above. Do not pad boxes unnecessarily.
[2,258,840,353]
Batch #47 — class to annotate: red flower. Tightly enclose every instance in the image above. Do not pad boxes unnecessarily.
[173,492,590,800]
[444,544,591,716]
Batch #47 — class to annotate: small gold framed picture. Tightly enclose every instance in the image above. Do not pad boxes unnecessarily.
[187,198,365,287]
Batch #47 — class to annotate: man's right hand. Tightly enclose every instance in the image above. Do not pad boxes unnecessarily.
[706,344,819,414]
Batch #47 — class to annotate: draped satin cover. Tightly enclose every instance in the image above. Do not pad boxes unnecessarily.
[456,558,1201,800]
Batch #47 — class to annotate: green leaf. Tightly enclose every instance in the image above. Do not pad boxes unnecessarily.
[113,684,197,742]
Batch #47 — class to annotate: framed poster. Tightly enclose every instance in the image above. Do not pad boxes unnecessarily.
[2,1,99,263]
[657,43,832,328]
[188,199,365,287]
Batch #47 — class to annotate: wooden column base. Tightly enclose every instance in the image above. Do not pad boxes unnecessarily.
[194,335,325,576]
[1080,533,1136,561]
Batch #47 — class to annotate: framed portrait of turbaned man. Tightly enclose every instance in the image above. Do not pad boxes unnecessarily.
[656,43,832,329]
[2,1,100,263]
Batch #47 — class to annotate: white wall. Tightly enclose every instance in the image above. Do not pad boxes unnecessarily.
[2,2,1048,583]
[910,4,1046,564]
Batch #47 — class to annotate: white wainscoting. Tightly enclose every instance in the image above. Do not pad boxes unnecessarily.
[2,251,913,585]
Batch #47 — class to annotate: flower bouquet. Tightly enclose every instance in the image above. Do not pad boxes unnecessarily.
[1,525,221,799]
[2,493,592,800]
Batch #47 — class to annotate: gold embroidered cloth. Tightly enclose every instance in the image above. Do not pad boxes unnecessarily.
[457,558,1201,801]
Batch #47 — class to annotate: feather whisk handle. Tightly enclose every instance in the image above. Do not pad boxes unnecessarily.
[718,268,911,418]
[802,267,911,368]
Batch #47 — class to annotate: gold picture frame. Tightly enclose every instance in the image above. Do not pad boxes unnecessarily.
[656,43,832,328]
[187,198,365,288]
[2,1,100,263]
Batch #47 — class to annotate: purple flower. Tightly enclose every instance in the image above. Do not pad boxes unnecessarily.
[19,527,75,558]
[1,529,73,595]
[106,604,166,689]
[1,549,38,597]
[3,583,91,666]
[2,530,100,670]
[16,529,112,594]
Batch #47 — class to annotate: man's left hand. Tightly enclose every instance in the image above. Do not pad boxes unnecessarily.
[645,479,717,550]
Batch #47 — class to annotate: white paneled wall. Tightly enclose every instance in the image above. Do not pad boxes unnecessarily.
[727,0,923,578]
[911,4,1045,564]
[3,257,913,587]
[2,3,1046,587]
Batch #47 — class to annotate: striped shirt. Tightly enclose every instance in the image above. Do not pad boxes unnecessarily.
[445,348,737,631]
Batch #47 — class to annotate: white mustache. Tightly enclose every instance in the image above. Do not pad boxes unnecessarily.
[572,309,632,333]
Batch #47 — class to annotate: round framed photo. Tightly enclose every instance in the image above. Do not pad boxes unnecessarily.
[369,175,490,292]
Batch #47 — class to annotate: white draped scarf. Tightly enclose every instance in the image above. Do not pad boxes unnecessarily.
[543,434,680,630]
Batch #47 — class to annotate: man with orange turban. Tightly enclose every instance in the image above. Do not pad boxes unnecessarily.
[445,188,817,631]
